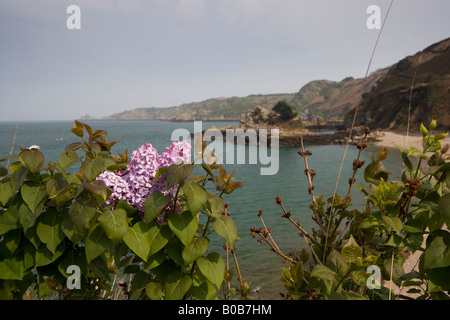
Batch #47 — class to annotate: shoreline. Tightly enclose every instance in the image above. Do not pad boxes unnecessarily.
[372,131,450,151]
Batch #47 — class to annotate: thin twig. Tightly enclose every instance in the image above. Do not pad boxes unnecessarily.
[324,0,395,263]
[230,247,246,294]
[406,54,422,147]
[258,212,281,252]
[389,250,395,300]
[6,122,19,170]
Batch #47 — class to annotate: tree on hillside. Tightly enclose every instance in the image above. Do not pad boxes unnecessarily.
[272,101,297,120]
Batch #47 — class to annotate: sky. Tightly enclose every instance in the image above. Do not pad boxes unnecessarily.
[0,0,449,121]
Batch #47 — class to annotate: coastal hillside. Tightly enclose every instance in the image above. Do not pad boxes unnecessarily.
[97,38,450,131]
[344,37,450,132]
[102,94,300,121]
[100,72,386,123]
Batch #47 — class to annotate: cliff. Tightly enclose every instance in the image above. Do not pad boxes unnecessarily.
[344,37,450,132]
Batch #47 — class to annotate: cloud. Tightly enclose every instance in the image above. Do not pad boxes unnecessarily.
[175,0,206,18]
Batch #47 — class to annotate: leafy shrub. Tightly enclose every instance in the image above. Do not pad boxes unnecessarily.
[251,120,450,300]
[0,120,246,300]
[272,101,298,121]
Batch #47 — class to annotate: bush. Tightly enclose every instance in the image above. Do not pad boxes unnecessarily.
[251,120,450,300]
[0,121,246,300]
[272,101,298,121]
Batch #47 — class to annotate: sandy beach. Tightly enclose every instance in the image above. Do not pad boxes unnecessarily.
[372,130,450,151]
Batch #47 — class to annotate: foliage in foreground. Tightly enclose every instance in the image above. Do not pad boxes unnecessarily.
[252,120,450,300]
[0,121,246,300]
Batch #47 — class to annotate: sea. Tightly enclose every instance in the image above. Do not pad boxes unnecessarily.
[0,120,404,299]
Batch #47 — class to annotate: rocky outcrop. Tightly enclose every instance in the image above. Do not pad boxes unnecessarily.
[239,106,281,130]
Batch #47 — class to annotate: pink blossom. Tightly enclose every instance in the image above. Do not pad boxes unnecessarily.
[97,141,191,221]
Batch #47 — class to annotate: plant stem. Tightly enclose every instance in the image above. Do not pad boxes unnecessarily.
[230,247,245,294]
[389,250,395,300]
[6,122,18,170]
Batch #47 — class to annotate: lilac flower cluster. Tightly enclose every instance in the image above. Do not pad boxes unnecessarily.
[98,141,191,216]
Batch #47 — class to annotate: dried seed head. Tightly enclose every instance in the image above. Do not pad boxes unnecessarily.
[257,209,263,217]
[365,127,370,135]
[282,210,291,219]
[275,195,283,204]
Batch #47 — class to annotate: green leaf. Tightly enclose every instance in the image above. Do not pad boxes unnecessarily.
[166,237,185,267]
[0,255,25,280]
[382,216,403,235]
[82,180,111,202]
[428,267,450,292]
[59,151,80,170]
[35,242,65,267]
[144,192,171,223]
[68,198,97,231]
[358,215,382,229]
[182,236,209,265]
[167,163,193,189]
[71,124,84,137]
[123,222,151,262]
[85,224,110,264]
[148,222,171,256]
[376,179,403,206]
[182,182,207,214]
[364,160,390,184]
[131,270,151,293]
[144,251,166,270]
[408,146,428,160]
[341,235,362,264]
[21,182,47,213]
[65,142,83,154]
[46,178,68,197]
[0,203,20,235]
[0,181,14,206]
[395,145,414,170]
[98,209,128,244]
[89,255,110,281]
[197,253,225,288]
[10,165,28,192]
[210,215,238,246]
[152,167,167,186]
[81,158,105,181]
[145,281,164,300]
[310,264,338,282]
[164,271,192,300]
[423,232,450,270]
[326,249,348,278]
[328,291,367,300]
[439,193,450,228]
[0,229,21,256]
[58,246,87,278]
[19,149,44,173]
[192,281,217,300]
[206,192,225,216]
[116,199,139,217]
[167,210,198,247]
[36,209,65,254]
[0,165,8,177]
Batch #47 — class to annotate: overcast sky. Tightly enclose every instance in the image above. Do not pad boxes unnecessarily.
[1,0,449,121]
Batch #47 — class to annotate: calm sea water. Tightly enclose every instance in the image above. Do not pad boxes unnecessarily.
[0,120,403,299]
